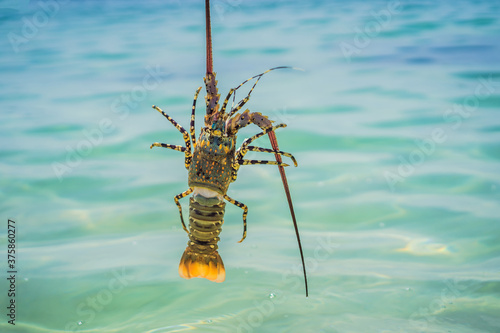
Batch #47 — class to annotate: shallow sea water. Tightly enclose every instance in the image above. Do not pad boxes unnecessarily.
[1,0,500,332]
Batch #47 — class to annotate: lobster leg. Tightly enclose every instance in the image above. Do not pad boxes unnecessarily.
[150,143,186,152]
[238,146,296,167]
[174,188,193,234]
[238,124,287,152]
[223,194,248,243]
[231,124,287,180]
[240,160,289,166]
[190,87,203,146]
[151,105,192,169]
[244,146,297,167]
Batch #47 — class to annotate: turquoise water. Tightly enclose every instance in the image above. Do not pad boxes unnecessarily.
[1,0,500,332]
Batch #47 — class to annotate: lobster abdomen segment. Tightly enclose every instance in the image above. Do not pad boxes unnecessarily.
[178,197,226,282]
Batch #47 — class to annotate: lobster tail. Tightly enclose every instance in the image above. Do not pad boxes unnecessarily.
[178,197,226,282]
[178,247,225,282]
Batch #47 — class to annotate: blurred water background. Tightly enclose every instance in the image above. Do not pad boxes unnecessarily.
[1,0,499,332]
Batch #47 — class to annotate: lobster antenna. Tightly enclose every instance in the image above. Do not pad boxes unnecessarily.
[205,0,213,75]
[268,131,309,297]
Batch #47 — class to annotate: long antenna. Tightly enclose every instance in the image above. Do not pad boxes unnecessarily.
[268,131,309,297]
[205,0,213,75]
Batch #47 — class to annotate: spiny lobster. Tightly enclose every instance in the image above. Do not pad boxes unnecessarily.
[150,0,308,296]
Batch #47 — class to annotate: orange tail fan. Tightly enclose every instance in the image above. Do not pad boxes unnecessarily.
[178,247,225,283]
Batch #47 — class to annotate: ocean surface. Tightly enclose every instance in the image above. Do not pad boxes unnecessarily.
[1,0,499,332]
